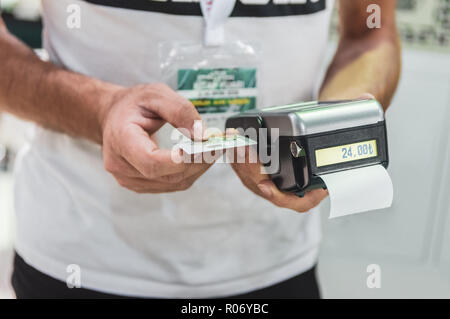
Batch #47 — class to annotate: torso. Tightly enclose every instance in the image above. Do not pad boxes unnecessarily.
[14,0,334,297]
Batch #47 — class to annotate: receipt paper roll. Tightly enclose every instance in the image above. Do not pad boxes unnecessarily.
[319,165,393,219]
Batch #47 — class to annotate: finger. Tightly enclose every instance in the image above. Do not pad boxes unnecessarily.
[114,176,186,193]
[121,124,192,178]
[231,147,267,185]
[257,180,328,213]
[140,84,205,141]
[103,143,145,179]
[154,162,212,184]
[154,148,222,183]
[114,169,207,193]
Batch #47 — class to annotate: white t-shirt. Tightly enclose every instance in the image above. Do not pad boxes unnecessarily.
[14,0,334,298]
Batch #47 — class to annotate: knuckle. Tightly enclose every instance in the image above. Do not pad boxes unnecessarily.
[177,180,192,191]
[161,172,185,184]
[117,181,149,194]
[134,84,158,101]
[133,188,147,194]
[146,83,170,95]
[115,177,129,188]
[124,184,145,193]
[135,84,147,91]
[171,105,189,123]
[271,197,285,209]
[132,84,149,97]
[104,158,119,174]
[141,162,157,179]
[156,82,171,91]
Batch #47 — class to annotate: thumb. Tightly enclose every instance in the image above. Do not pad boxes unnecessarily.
[142,84,207,141]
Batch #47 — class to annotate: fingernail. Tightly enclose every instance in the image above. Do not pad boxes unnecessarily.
[203,127,221,140]
[226,128,239,137]
[257,183,273,198]
[358,93,375,100]
[192,120,206,141]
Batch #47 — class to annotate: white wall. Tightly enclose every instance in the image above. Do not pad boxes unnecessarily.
[1,1,450,297]
[318,48,450,298]
[1,48,449,299]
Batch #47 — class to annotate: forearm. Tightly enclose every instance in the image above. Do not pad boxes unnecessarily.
[320,28,401,110]
[320,0,401,109]
[0,22,120,144]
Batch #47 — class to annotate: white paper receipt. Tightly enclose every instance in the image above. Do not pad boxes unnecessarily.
[320,165,393,219]
[177,135,257,155]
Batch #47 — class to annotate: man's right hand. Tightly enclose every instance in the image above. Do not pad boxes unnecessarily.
[101,83,212,193]
[0,18,212,193]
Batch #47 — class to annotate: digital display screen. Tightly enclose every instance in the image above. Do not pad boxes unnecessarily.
[315,140,378,168]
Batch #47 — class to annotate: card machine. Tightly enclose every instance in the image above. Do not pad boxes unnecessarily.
[225,99,389,196]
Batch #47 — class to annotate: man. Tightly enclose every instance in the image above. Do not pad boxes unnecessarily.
[0,0,400,298]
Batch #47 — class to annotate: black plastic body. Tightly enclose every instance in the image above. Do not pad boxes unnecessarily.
[226,116,389,196]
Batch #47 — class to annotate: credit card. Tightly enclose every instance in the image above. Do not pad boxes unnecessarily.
[177,135,257,155]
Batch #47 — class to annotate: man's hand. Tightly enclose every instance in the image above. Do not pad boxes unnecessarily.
[230,147,328,213]
[101,83,212,193]
[229,94,377,213]
[0,18,213,194]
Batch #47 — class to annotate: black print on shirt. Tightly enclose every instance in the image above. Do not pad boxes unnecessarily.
[83,0,327,17]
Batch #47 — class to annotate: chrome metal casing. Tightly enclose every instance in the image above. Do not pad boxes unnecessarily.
[261,99,384,136]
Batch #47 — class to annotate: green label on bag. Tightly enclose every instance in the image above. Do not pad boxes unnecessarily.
[177,68,257,114]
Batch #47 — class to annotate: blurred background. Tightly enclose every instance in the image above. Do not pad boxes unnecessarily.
[0,0,449,298]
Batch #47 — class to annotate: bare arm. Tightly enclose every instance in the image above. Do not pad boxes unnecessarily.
[232,1,402,213]
[320,0,401,110]
[0,16,213,193]
[0,16,118,144]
